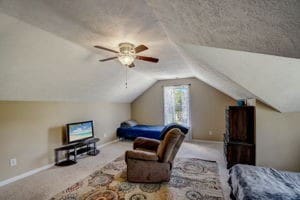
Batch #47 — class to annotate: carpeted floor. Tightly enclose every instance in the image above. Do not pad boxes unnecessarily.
[51,156,224,199]
[0,140,230,200]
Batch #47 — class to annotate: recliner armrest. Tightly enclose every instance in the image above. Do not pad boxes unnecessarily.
[126,150,159,162]
[133,137,161,151]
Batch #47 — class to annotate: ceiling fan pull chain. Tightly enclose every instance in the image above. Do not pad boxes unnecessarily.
[125,65,128,89]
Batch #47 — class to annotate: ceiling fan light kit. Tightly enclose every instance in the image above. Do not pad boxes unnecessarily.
[118,43,135,66]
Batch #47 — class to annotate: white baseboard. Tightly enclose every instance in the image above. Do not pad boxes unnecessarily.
[0,163,54,187]
[191,139,223,144]
[0,139,120,187]
[97,139,119,149]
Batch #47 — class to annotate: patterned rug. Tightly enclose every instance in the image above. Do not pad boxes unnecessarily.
[50,156,224,200]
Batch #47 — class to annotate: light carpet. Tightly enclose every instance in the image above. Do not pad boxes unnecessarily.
[0,141,230,200]
[51,155,224,200]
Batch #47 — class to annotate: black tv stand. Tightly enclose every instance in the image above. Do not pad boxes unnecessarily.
[54,138,100,166]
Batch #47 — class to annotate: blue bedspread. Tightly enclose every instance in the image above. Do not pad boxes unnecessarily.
[117,125,165,140]
[229,164,300,200]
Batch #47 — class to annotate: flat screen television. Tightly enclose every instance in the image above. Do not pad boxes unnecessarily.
[66,120,94,143]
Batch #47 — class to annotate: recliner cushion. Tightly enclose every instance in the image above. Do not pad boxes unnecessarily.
[157,128,183,162]
[133,137,161,152]
[126,150,159,161]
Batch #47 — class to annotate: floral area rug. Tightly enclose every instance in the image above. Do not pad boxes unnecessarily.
[50,156,224,200]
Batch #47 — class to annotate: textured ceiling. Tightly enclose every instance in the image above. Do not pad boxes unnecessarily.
[0,0,192,79]
[0,0,299,112]
[148,0,300,58]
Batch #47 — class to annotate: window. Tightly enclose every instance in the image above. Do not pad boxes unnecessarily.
[164,85,191,127]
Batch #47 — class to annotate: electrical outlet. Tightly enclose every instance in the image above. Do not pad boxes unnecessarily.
[10,158,17,167]
[104,133,107,138]
[209,131,213,135]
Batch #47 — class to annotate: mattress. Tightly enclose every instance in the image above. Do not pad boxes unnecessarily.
[229,164,300,200]
[117,125,165,140]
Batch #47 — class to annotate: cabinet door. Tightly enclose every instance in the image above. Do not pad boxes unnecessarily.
[228,107,255,143]
[226,144,255,168]
[229,108,247,141]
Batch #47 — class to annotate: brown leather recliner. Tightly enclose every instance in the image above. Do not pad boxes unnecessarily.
[125,128,185,183]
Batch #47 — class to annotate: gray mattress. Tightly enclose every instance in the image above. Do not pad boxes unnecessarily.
[228,164,300,200]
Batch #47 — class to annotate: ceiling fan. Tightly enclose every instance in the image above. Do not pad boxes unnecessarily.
[94,43,159,68]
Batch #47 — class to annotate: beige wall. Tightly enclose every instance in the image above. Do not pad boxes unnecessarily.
[0,101,130,181]
[132,79,300,171]
[131,78,235,141]
[256,102,300,172]
[1,83,298,183]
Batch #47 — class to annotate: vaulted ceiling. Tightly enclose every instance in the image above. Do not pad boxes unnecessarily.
[0,0,299,112]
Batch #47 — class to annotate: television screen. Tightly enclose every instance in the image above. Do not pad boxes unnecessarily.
[67,121,94,143]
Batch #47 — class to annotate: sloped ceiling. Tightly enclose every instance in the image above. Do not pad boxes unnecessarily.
[179,45,300,112]
[0,13,156,102]
[0,0,299,112]
[148,0,300,59]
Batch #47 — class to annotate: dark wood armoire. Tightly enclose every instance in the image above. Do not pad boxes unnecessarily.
[224,106,255,168]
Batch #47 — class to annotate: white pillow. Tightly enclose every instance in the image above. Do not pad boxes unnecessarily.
[121,120,138,127]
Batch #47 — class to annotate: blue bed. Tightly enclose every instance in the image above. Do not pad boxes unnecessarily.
[229,164,300,200]
[117,121,189,140]
[117,125,164,140]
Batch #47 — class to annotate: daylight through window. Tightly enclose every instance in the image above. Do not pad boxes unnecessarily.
[164,85,191,127]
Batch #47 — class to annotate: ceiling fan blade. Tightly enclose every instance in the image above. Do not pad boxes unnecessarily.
[99,56,118,62]
[128,63,135,68]
[136,55,159,63]
[135,45,148,53]
[94,45,119,53]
